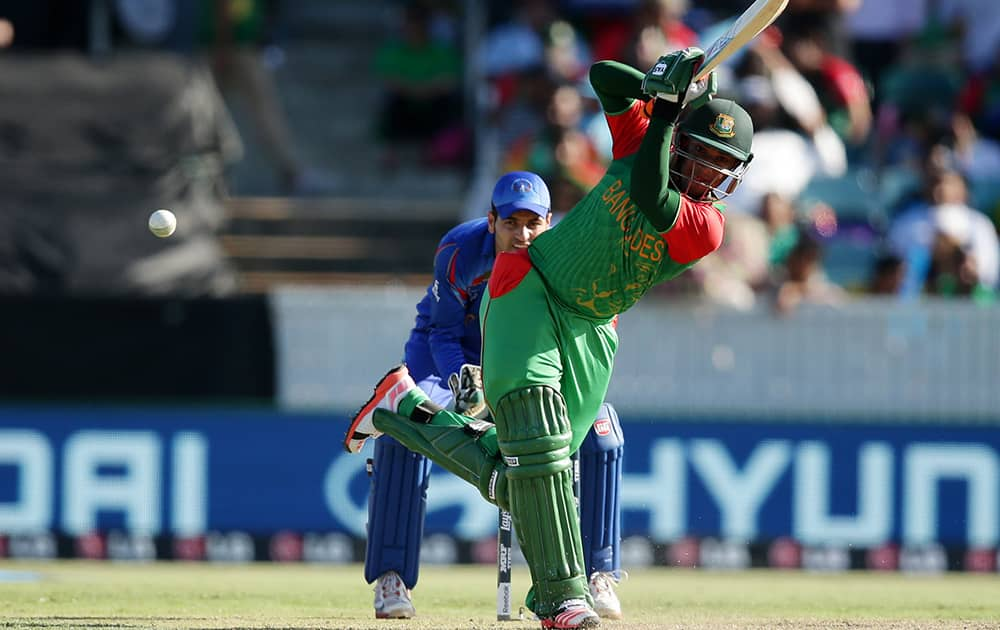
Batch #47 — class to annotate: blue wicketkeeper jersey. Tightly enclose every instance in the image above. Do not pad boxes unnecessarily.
[403,218,495,384]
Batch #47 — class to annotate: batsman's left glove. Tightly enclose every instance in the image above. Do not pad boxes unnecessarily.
[448,364,490,420]
[641,47,705,102]
[642,47,717,120]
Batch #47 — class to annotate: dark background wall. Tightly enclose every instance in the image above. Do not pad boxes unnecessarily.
[0,296,274,401]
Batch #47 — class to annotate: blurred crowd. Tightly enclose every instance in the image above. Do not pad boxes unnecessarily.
[429,0,1000,312]
[1,1,999,306]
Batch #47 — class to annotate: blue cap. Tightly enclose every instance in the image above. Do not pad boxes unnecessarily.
[491,171,551,219]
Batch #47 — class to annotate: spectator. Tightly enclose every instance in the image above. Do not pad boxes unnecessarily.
[545,19,593,83]
[420,0,461,46]
[549,173,588,217]
[845,0,928,103]
[723,71,846,214]
[767,229,847,315]
[956,44,1000,141]
[778,0,861,59]
[588,0,697,67]
[113,0,182,49]
[888,168,1000,295]
[781,24,872,146]
[374,2,464,167]
[479,0,558,78]
[493,64,557,149]
[868,252,906,295]
[742,29,827,134]
[200,0,340,195]
[759,191,801,265]
[482,1,591,141]
[503,83,606,192]
[690,211,771,310]
[947,111,1000,183]
[878,108,951,175]
[936,0,1000,73]
[578,79,614,160]
[924,225,982,297]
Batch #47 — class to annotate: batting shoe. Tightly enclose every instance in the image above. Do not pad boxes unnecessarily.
[588,572,623,620]
[344,365,416,454]
[373,571,415,619]
[540,599,600,629]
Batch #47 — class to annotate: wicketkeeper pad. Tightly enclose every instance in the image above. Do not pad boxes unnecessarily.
[364,435,430,588]
[493,386,592,617]
[579,402,624,579]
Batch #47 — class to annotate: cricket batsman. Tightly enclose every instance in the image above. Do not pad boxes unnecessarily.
[358,171,628,620]
[346,47,755,629]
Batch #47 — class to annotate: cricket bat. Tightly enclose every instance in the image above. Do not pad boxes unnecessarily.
[695,0,790,81]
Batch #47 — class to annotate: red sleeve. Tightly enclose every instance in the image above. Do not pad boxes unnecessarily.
[606,99,652,160]
[958,76,986,115]
[488,248,532,299]
[663,198,725,264]
[822,57,867,106]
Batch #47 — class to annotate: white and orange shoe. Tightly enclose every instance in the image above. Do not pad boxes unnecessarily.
[540,599,600,629]
[344,365,417,453]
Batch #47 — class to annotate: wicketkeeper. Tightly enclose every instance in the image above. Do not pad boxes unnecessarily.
[357,171,627,621]
[347,47,754,629]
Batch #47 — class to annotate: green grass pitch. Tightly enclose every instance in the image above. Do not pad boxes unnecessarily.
[0,561,998,629]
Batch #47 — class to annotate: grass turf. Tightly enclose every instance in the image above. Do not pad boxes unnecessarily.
[0,561,997,629]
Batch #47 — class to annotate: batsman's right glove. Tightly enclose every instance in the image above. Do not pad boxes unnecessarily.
[448,364,490,420]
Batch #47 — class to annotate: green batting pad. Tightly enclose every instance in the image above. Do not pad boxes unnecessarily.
[424,405,499,457]
[493,387,591,617]
[372,408,509,511]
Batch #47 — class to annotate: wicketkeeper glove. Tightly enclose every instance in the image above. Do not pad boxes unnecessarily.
[448,364,490,420]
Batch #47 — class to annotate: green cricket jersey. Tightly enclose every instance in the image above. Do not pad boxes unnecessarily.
[529,91,727,319]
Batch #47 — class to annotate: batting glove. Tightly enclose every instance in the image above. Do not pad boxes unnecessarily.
[641,47,706,103]
[682,70,718,111]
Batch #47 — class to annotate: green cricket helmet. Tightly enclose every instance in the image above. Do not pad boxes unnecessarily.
[671,98,754,201]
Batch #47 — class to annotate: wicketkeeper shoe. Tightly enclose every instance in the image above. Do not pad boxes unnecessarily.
[588,572,623,620]
[373,571,415,619]
[540,599,600,629]
[344,365,416,454]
